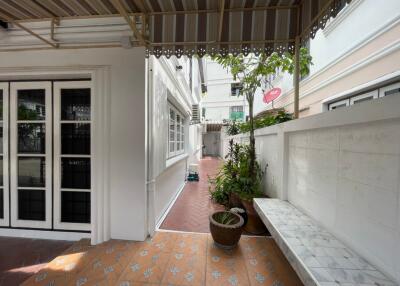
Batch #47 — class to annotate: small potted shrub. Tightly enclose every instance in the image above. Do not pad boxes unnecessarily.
[233,145,267,235]
[212,51,311,234]
[209,140,267,234]
[209,211,244,249]
[209,139,242,208]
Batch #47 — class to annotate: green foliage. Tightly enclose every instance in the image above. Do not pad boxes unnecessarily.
[212,49,312,98]
[213,212,238,225]
[226,120,241,136]
[211,50,312,200]
[209,139,263,207]
[238,110,293,133]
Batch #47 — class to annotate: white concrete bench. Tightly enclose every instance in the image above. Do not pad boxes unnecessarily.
[254,199,397,286]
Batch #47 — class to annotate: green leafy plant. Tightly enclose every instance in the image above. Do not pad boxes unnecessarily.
[213,212,239,225]
[226,120,241,136]
[209,139,263,206]
[213,50,312,194]
[209,139,241,206]
[238,110,293,133]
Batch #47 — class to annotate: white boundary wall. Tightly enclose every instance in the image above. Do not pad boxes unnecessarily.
[224,95,400,283]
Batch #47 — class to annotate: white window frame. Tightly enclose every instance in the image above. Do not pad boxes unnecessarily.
[230,106,244,113]
[168,103,185,158]
[0,83,9,227]
[379,82,400,98]
[54,81,92,231]
[10,81,52,229]
[328,98,350,111]
[230,105,244,121]
[350,90,378,105]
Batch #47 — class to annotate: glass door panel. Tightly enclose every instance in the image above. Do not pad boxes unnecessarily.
[0,83,9,227]
[54,81,91,231]
[10,82,52,229]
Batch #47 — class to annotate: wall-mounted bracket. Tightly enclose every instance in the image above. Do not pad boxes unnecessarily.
[51,18,60,47]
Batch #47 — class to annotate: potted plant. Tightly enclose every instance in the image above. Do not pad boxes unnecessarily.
[233,143,267,234]
[212,51,312,234]
[209,139,243,209]
[209,140,267,234]
[209,211,244,249]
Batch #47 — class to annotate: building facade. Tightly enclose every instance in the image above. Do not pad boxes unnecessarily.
[0,17,203,244]
[202,59,249,122]
[258,0,400,117]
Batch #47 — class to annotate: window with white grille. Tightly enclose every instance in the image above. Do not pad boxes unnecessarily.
[168,103,185,158]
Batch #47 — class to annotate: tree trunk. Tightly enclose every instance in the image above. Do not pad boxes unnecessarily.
[246,92,256,180]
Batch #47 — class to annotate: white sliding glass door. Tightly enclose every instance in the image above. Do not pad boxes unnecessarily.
[10,82,52,229]
[0,83,9,227]
[54,81,91,231]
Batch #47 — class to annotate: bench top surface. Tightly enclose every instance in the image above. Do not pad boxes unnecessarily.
[254,198,397,286]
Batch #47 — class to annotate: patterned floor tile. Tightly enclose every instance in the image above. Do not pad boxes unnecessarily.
[206,236,251,286]
[161,233,208,285]
[0,237,73,286]
[20,231,303,286]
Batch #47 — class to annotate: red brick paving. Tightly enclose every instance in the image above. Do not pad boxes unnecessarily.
[160,156,225,233]
[0,236,73,286]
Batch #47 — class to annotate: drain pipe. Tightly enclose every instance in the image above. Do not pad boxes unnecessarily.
[146,56,156,238]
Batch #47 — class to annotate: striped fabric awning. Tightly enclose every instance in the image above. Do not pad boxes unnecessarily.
[146,0,351,57]
[0,0,351,57]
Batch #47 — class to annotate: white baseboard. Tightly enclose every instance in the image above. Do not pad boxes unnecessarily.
[0,228,90,241]
[155,182,186,230]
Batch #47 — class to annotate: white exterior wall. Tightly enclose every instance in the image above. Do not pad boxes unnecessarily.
[188,124,203,166]
[154,160,187,223]
[262,0,400,116]
[203,59,249,121]
[0,48,203,242]
[225,95,400,283]
[309,0,399,74]
[0,47,147,242]
[148,56,202,230]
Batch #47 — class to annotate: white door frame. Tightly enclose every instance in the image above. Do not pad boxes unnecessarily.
[0,83,9,227]
[0,66,110,244]
[10,81,52,229]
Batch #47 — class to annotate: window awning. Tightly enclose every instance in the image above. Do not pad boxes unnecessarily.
[0,0,351,57]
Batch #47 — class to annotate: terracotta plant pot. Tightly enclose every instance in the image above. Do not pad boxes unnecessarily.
[228,192,243,208]
[209,211,244,249]
[241,199,267,235]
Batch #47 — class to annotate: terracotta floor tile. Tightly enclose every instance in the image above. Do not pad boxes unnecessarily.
[118,253,170,284]
[0,237,72,286]
[160,157,225,233]
[205,235,250,286]
[161,234,207,286]
[19,232,303,286]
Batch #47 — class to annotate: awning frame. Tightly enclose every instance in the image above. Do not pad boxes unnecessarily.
[0,0,349,53]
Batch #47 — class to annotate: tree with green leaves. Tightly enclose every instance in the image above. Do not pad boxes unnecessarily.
[213,49,312,185]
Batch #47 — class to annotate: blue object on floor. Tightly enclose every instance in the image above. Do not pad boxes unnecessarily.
[187,172,199,181]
